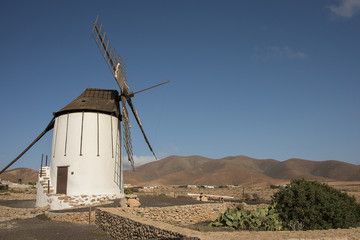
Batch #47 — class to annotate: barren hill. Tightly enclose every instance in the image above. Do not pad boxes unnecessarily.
[264,158,360,181]
[125,155,212,184]
[0,168,38,184]
[124,155,360,186]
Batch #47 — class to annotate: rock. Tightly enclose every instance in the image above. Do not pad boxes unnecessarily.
[119,198,127,208]
[196,195,208,202]
[201,196,208,202]
[127,199,141,207]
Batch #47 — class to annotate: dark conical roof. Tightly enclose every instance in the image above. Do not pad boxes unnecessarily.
[54,88,120,117]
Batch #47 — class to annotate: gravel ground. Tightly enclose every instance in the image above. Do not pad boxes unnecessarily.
[0,217,113,240]
[0,199,35,208]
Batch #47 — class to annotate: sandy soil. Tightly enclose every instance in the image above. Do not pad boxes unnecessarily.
[0,217,113,240]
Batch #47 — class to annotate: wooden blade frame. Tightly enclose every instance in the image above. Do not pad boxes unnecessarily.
[121,97,135,171]
[92,16,128,88]
[92,16,158,169]
[0,117,55,175]
[127,98,157,160]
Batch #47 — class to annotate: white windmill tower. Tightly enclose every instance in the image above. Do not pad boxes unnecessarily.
[0,17,167,210]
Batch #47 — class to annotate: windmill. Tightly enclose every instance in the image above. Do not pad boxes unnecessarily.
[0,16,167,210]
[91,16,168,170]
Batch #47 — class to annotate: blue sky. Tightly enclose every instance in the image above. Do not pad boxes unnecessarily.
[0,0,360,171]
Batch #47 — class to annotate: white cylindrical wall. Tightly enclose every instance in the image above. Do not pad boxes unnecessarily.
[50,112,121,196]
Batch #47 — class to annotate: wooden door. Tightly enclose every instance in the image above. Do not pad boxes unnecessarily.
[56,166,68,194]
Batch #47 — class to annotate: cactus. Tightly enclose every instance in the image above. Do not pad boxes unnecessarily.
[209,205,283,231]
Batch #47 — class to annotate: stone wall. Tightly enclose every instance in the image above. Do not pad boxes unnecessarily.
[95,208,200,240]
[117,202,239,226]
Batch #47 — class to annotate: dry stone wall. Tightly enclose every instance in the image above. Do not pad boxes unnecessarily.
[118,202,239,226]
[96,208,200,240]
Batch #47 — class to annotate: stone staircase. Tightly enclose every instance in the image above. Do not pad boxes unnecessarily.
[39,166,54,194]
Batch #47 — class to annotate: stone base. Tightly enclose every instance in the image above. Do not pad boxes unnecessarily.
[36,182,123,210]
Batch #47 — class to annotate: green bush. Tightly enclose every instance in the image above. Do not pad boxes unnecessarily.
[124,188,133,195]
[252,193,261,202]
[0,191,10,195]
[243,193,251,201]
[124,187,141,195]
[209,205,283,231]
[36,213,51,221]
[272,179,360,230]
[130,187,140,192]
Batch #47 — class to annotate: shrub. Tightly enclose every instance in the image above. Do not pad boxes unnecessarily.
[124,188,133,195]
[272,179,360,230]
[130,187,140,192]
[0,191,10,195]
[36,213,51,221]
[124,187,140,194]
[209,205,283,231]
[252,193,261,202]
[243,193,251,201]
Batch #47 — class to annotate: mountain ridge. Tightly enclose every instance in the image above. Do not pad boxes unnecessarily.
[124,155,360,186]
[0,168,38,184]
[2,155,359,187]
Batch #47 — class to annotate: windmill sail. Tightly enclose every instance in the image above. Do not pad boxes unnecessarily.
[92,16,127,87]
[0,117,55,175]
[121,96,135,170]
[92,16,160,171]
[127,98,157,160]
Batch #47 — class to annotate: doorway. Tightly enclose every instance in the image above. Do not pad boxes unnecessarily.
[56,166,68,194]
